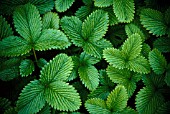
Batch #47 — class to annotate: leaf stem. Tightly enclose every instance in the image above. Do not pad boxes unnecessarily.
[32,48,38,62]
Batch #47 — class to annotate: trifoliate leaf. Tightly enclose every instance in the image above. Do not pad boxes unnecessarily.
[135,87,165,114]
[35,29,71,51]
[42,12,59,30]
[106,85,128,112]
[82,10,109,42]
[140,8,167,36]
[61,16,83,47]
[19,59,35,77]
[78,65,99,91]
[17,80,46,114]
[75,6,92,21]
[85,98,111,114]
[149,49,167,74]
[55,0,75,12]
[40,54,73,83]
[113,0,135,23]
[0,36,32,57]
[94,0,112,7]
[0,16,13,40]
[44,81,81,111]
[122,33,142,60]
[13,3,42,42]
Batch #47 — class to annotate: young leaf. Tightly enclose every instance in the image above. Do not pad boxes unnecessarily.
[19,59,35,77]
[113,0,135,23]
[0,15,13,40]
[85,98,111,114]
[149,49,167,74]
[82,10,109,42]
[94,0,112,7]
[42,12,59,30]
[106,85,128,112]
[140,8,167,36]
[44,81,81,111]
[78,65,99,91]
[17,80,46,114]
[34,29,71,51]
[55,0,75,12]
[40,54,73,83]
[0,36,32,57]
[13,3,42,42]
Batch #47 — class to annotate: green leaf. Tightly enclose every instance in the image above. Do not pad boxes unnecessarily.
[0,15,13,40]
[19,59,35,77]
[99,69,114,86]
[122,33,142,60]
[114,107,137,114]
[42,12,59,30]
[38,104,51,114]
[135,87,165,114]
[40,54,73,83]
[85,98,111,114]
[13,3,42,42]
[4,107,17,114]
[82,10,109,42]
[113,0,135,23]
[83,0,93,5]
[153,37,170,53]
[37,58,48,68]
[44,81,81,111]
[55,0,75,12]
[61,16,83,47]
[165,7,170,25]
[94,0,112,7]
[78,65,99,91]
[165,64,170,86]
[141,43,151,58]
[149,49,167,74]
[17,80,46,114]
[75,6,92,21]
[106,85,128,112]
[0,97,11,110]
[0,36,32,57]
[155,101,170,114]
[140,8,167,36]
[35,29,71,51]
[0,67,19,81]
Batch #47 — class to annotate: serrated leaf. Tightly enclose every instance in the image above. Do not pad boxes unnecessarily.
[114,107,137,114]
[55,0,75,12]
[19,59,35,77]
[78,65,99,91]
[113,0,135,23]
[82,10,109,42]
[149,49,167,74]
[35,29,71,51]
[99,69,114,86]
[0,16,13,40]
[0,36,32,57]
[75,6,92,21]
[140,8,167,36]
[94,0,112,7]
[122,33,142,60]
[4,107,17,114]
[44,81,81,111]
[61,16,83,47]
[141,43,151,58]
[40,54,73,83]
[135,87,165,114]
[0,67,19,81]
[106,85,128,112]
[42,12,59,30]
[85,98,111,114]
[38,104,51,114]
[13,3,42,42]
[165,64,170,86]
[17,80,46,114]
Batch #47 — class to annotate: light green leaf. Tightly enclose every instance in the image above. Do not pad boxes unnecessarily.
[42,12,59,30]
[55,0,75,12]
[40,54,73,83]
[82,10,109,42]
[19,59,35,77]
[17,80,46,114]
[0,36,32,57]
[44,81,81,111]
[0,15,13,40]
[13,3,42,42]
[35,29,71,51]
[140,8,167,36]
[78,65,99,91]
[113,0,135,23]
[94,0,112,7]
[85,98,111,114]
[149,49,167,74]
[106,85,128,112]
[75,6,92,21]
[61,16,83,47]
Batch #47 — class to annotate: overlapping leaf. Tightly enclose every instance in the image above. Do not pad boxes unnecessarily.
[94,0,112,7]
[75,6,92,21]
[55,0,75,12]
